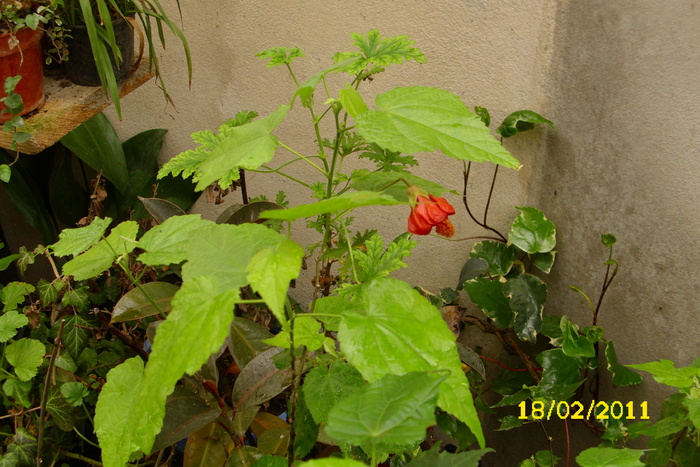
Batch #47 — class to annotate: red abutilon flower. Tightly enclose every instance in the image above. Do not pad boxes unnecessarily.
[406,186,456,237]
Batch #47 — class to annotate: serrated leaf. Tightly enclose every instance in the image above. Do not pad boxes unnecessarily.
[264,315,324,351]
[335,29,426,75]
[302,361,366,424]
[496,415,525,431]
[294,390,319,458]
[349,170,446,202]
[256,46,305,67]
[111,282,179,323]
[61,382,90,406]
[337,278,484,447]
[0,281,35,311]
[575,447,645,467]
[496,110,554,138]
[353,233,416,283]
[231,347,292,411]
[504,274,547,342]
[464,277,513,329]
[355,87,519,168]
[626,359,700,388]
[62,221,139,280]
[247,238,304,323]
[509,207,556,254]
[325,371,446,449]
[605,341,643,386]
[228,318,273,370]
[6,338,45,381]
[261,191,401,221]
[469,241,517,276]
[0,311,28,342]
[51,217,112,257]
[138,214,210,266]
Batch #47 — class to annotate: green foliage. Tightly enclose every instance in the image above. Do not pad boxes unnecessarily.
[333,29,427,75]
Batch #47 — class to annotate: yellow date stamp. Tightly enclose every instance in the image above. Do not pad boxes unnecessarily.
[517,400,650,421]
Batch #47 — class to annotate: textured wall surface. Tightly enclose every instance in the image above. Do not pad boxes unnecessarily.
[105,0,700,463]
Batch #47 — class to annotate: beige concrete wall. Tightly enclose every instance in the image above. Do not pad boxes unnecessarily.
[106,0,700,462]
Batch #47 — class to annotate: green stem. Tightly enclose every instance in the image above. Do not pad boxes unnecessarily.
[278,142,328,176]
[253,166,313,189]
[60,451,103,466]
[339,218,359,283]
[72,426,99,448]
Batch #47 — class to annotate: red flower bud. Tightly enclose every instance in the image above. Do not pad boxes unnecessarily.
[407,193,456,235]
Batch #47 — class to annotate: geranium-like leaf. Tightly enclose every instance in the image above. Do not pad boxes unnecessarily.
[0,281,35,311]
[337,278,484,447]
[302,361,366,424]
[509,207,556,254]
[51,217,112,257]
[6,338,45,381]
[61,382,90,406]
[138,215,210,266]
[261,191,401,221]
[0,312,28,342]
[256,46,305,67]
[575,447,645,467]
[503,274,547,342]
[62,221,139,280]
[354,87,519,168]
[325,372,446,450]
[496,110,554,138]
[247,238,304,323]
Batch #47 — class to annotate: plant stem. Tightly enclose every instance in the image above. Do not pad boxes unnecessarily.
[37,318,66,467]
[60,451,103,466]
[278,142,328,176]
[462,161,507,242]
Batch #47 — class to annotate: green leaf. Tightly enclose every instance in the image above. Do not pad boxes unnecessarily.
[0,281,35,311]
[60,382,90,406]
[0,252,18,272]
[61,113,130,193]
[627,360,700,388]
[357,143,418,173]
[297,460,367,467]
[504,274,547,342]
[353,233,416,283]
[6,338,45,381]
[509,207,556,254]
[231,347,292,411]
[337,278,484,447]
[496,415,525,431]
[535,349,582,401]
[349,170,446,202]
[0,163,10,182]
[0,311,29,342]
[605,341,643,386]
[52,218,113,257]
[294,390,319,459]
[3,378,32,408]
[264,315,324,351]
[644,437,671,467]
[683,396,700,430]
[122,129,167,202]
[139,196,188,223]
[339,84,368,118]
[111,282,179,323]
[674,437,700,466]
[334,29,426,75]
[473,106,491,127]
[463,277,513,329]
[2,428,37,465]
[496,110,554,138]
[531,251,556,274]
[560,316,598,357]
[355,87,519,168]
[61,315,96,360]
[94,357,147,467]
[228,317,274,370]
[456,257,488,290]
[256,46,305,67]
[137,214,210,266]
[325,371,446,450]
[407,447,494,467]
[217,201,284,225]
[469,241,517,276]
[62,221,139,280]
[37,278,65,307]
[247,238,304,323]
[46,386,77,431]
[575,447,645,467]
[601,233,617,247]
[261,191,401,221]
[302,361,366,424]
[61,285,90,313]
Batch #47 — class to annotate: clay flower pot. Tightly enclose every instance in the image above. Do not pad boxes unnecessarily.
[0,26,45,123]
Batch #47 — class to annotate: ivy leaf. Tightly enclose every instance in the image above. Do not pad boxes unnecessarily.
[62,221,139,280]
[504,274,547,342]
[353,233,416,283]
[260,191,401,221]
[626,359,700,388]
[0,281,35,311]
[137,215,211,266]
[61,382,90,406]
[302,361,366,424]
[355,87,519,169]
[509,207,556,254]
[61,315,97,360]
[61,286,90,313]
[6,338,45,381]
[469,241,517,276]
[337,278,484,447]
[334,29,426,75]
[2,428,37,466]
[0,311,29,342]
[45,386,77,431]
[325,372,446,451]
[37,278,65,307]
[496,110,554,139]
[605,341,643,386]
[463,277,513,329]
[51,217,112,257]
[531,251,556,274]
[575,447,645,467]
[560,316,598,358]
[535,349,583,401]
[256,46,305,67]
[247,238,304,324]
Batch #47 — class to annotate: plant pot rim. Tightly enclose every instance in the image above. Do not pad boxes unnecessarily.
[0,27,44,58]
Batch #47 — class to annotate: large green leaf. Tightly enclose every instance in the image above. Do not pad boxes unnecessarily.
[535,349,583,401]
[463,277,513,329]
[51,217,112,257]
[264,315,325,351]
[247,238,304,323]
[302,361,366,424]
[337,278,484,447]
[137,215,211,266]
[6,338,45,381]
[626,360,700,388]
[260,191,401,221]
[575,447,645,467]
[61,112,129,193]
[508,207,556,254]
[349,170,446,202]
[354,87,519,168]
[504,274,547,342]
[325,371,446,451]
[62,221,139,280]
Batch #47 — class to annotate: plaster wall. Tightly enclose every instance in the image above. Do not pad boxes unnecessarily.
[104,0,700,462]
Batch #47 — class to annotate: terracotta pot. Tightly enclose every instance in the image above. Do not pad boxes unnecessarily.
[64,16,135,86]
[0,27,45,123]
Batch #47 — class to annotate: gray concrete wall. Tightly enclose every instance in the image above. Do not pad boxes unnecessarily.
[106,0,700,462]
